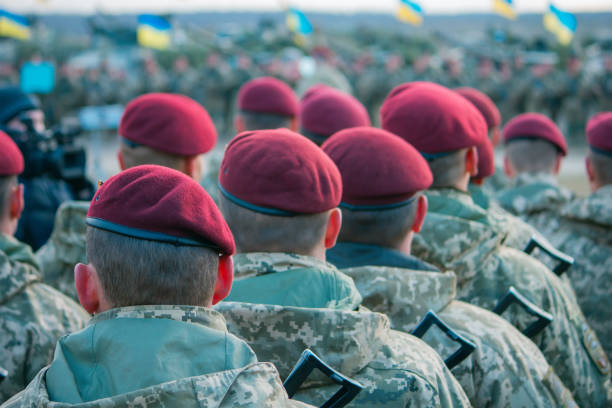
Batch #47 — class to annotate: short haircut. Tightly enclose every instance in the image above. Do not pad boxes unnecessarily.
[589,149,612,186]
[238,110,293,131]
[339,200,418,248]
[0,175,17,216]
[120,141,187,171]
[86,227,219,307]
[219,195,329,254]
[505,139,560,174]
[427,149,468,188]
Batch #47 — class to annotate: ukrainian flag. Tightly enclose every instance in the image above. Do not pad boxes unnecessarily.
[137,14,171,50]
[286,8,313,36]
[397,0,423,26]
[543,4,577,46]
[493,0,516,20]
[0,10,31,41]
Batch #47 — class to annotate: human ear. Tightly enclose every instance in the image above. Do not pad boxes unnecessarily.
[212,255,234,305]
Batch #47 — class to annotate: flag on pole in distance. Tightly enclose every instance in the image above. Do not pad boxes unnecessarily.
[543,4,577,45]
[397,0,424,26]
[493,0,516,20]
[137,14,171,50]
[286,8,313,36]
[0,10,31,40]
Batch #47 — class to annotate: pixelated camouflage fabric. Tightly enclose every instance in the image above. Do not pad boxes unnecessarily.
[342,264,577,408]
[413,188,612,407]
[0,234,89,404]
[216,302,471,407]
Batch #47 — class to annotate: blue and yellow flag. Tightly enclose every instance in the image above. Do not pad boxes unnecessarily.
[137,14,171,50]
[493,0,516,20]
[286,8,313,36]
[543,4,577,45]
[0,10,31,40]
[397,0,423,26]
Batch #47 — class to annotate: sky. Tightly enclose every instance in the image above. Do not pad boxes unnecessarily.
[3,0,612,14]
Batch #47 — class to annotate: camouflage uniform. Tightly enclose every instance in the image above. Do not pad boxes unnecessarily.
[327,242,577,408]
[2,305,310,408]
[412,188,612,407]
[539,185,612,359]
[219,253,471,407]
[482,164,510,195]
[0,234,89,403]
[35,201,89,302]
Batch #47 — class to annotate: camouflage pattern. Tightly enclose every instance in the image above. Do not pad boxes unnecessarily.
[36,201,89,301]
[496,172,575,234]
[216,302,471,408]
[412,187,612,407]
[226,253,362,310]
[340,262,578,407]
[482,164,509,194]
[537,185,612,359]
[0,234,89,403]
[3,305,310,407]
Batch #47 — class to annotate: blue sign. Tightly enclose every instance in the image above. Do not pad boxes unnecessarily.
[20,61,55,94]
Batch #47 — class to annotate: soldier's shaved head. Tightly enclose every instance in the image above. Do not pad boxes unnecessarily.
[0,176,17,217]
[427,149,472,189]
[588,150,612,187]
[505,139,561,175]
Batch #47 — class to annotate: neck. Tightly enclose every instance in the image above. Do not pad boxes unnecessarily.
[0,219,15,237]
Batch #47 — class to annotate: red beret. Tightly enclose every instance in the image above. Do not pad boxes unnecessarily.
[455,87,501,129]
[503,113,568,156]
[0,131,24,176]
[237,77,299,117]
[380,82,488,157]
[586,112,612,155]
[119,93,217,157]
[322,127,432,208]
[475,138,495,179]
[87,165,234,255]
[300,87,371,142]
[219,129,342,215]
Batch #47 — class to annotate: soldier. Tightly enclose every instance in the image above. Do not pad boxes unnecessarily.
[323,126,577,407]
[215,129,471,407]
[540,113,612,358]
[0,132,88,403]
[2,165,309,407]
[380,81,612,407]
[299,85,370,145]
[496,113,575,234]
[36,93,218,301]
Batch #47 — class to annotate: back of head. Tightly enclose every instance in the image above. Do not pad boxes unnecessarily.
[85,165,235,308]
[118,93,217,172]
[299,85,370,145]
[322,127,432,249]
[380,82,488,188]
[236,77,299,131]
[503,113,567,175]
[218,129,342,254]
[586,112,612,188]
[0,131,24,222]
[0,86,38,126]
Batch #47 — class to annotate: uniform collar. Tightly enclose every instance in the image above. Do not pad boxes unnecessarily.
[0,233,42,304]
[327,242,438,272]
[233,252,338,278]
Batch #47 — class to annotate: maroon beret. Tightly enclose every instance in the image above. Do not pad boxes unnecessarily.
[503,113,568,156]
[586,112,612,155]
[119,93,217,157]
[455,87,501,130]
[300,87,371,142]
[0,131,24,176]
[380,82,488,158]
[475,138,495,179]
[237,77,299,117]
[219,129,342,215]
[322,127,432,208]
[87,164,234,255]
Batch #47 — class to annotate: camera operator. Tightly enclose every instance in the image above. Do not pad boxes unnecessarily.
[0,86,75,251]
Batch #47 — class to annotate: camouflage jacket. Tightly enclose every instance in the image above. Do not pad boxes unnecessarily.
[0,234,89,403]
[2,305,311,408]
[328,242,577,408]
[216,302,471,408]
[225,253,362,310]
[35,200,89,302]
[496,172,575,234]
[482,164,509,195]
[539,185,612,359]
[413,188,612,407]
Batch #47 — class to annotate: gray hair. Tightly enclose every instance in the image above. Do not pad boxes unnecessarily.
[589,149,612,186]
[427,149,468,188]
[505,139,560,174]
